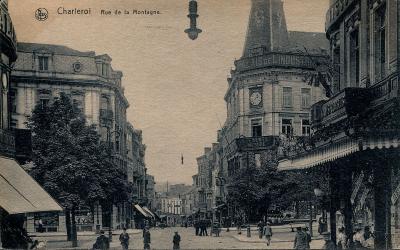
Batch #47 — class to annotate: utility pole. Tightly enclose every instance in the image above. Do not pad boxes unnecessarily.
[246,151,251,237]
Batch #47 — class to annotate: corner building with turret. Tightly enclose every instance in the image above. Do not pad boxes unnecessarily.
[204,0,329,222]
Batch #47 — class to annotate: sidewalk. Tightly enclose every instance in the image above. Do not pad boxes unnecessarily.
[29,228,142,238]
[231,233,325,249]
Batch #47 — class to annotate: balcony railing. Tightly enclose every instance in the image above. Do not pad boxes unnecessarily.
[312,73,400,129]
[369,73,399,107]
[311,87,371,127]
[0,129,15,157]
[234,52,325,73]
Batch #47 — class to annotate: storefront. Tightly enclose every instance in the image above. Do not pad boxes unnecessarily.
[0,157,62,248]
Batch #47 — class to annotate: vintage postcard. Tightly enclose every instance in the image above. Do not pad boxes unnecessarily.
[0,0,398,249]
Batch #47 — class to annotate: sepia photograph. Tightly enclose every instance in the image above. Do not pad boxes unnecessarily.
[0,0,399,249]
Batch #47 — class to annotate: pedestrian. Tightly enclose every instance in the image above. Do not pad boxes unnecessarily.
[337,227,346,250]
[293,227,308,250]
[173,231,181,250]
[263,222,273,246]
[257,220,264,239]
[237,217,242,235]
[93,230,110,250]
[119,227,130,250]
[38,219,44,233]
[318,217,327,234]
[143,227,151,250]
[194,220,199,236]
[303,227,312,249]
[199,220,203,236]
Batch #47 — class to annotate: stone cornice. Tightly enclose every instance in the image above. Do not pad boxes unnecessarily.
[11,73,130,108]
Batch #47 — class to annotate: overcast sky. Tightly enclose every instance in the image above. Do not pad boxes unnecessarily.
[10,0,329,184]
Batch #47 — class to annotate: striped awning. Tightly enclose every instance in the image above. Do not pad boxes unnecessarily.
[134,204,150,217]
[142,206,155,218]
[278,136,400,171]
[0,157,63,214]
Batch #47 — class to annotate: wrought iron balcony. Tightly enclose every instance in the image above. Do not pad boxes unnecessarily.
[369,73,400,107]
[311,87,371,128]
[311,72,400,131]
[0,129,15,158]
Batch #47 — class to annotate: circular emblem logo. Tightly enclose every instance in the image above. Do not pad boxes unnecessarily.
[73,62,82,72]
[35,8,48,21]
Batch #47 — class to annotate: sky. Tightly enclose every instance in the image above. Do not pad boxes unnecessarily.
[9,0,329,184]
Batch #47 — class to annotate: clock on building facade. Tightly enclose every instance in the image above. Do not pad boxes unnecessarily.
[249,88,263,108]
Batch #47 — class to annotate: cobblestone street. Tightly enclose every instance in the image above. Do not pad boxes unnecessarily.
[66,226,325,249]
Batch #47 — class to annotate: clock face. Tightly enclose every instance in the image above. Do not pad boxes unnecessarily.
[2,73,7,89]
[250,92,262,106]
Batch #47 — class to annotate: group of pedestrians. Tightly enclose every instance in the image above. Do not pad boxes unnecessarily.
[194,219,210,236]
[93,227,181,250]
[336,225,374,249]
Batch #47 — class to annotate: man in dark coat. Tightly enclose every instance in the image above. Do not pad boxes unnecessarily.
[119,227,130,250]
[194,220,199,236]
[143,227,151,250]
[173,231,181,249]
[94,230,109,250]
[293,227,308,250]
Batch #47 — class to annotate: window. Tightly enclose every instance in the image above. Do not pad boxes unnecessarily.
[374,4,386,81]
[333,47,341,92]
[9,89,16,114]
[302,119,311,136]
[350,29,360,87]
[251,118,262,137]
[38,56,49,71]
[281,119,292,136]
[101,96,110,110]
[40,98,49,109]
[101,63,108,76]
[282,87,292,107]
[255,154,261,168]
[72,95,84,113]
[301,88,311,108]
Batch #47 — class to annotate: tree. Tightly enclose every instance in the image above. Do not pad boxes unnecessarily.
[27,93,131,246]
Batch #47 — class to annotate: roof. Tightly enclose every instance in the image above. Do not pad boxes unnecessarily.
[17,42,95,57]
[0,157,63,214]
[288,31,329,52]
[242,0,289,57]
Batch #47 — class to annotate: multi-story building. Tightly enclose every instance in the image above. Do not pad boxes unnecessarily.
[10,42,146,231]
[192,0,329,222]
[279,0,400,248]
[0,0,62,247]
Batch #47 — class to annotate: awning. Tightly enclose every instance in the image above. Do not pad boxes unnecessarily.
[0,157,63,214]
[134,204,150,217]
[142,206,155,218]
[278,136,400,171]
